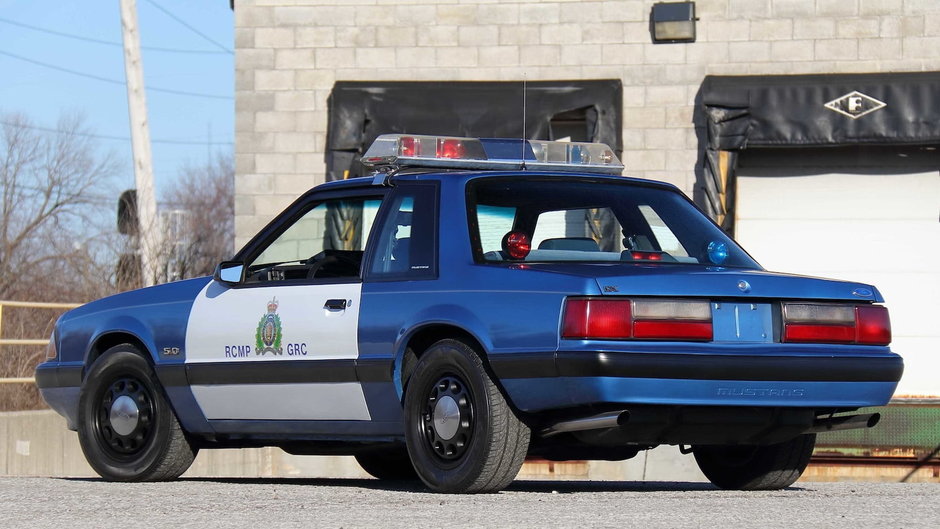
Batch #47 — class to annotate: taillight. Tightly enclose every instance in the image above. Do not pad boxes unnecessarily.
[855,305,891,345]
[562,298,712,341]
[783,303,891,345]
[562,299,632,339]
[633,300,712,339]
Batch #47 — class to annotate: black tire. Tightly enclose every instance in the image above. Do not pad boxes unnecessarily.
[355,447,418,481]
[693,434,816,490]
[77,345,197,481]
[403,339,530,493]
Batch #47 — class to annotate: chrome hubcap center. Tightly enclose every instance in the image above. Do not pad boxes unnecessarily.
[109,395,140,436]
[432,395,460,440]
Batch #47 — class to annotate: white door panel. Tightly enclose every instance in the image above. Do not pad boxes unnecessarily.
[185,281,361,363]
[184,280,369,421]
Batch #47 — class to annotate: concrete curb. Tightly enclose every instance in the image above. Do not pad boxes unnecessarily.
[1,410,708,482]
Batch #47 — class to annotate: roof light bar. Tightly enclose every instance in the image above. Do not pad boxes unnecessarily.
[361,134,624,175]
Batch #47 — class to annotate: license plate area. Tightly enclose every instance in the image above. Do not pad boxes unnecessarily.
[712,302,774,343]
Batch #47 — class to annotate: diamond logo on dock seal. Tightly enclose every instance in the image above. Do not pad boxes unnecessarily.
[824,91,886,119]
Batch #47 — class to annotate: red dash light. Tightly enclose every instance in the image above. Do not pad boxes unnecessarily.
[631,251,663,261]
[438,138,465,159]
[502,231,531,260]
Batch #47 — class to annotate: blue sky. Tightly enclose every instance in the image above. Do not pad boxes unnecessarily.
[0,0,233,197]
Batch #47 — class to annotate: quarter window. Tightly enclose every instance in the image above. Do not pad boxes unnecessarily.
[368,185,438,280]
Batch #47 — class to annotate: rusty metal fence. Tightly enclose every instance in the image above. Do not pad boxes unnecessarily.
[0,300,81,384]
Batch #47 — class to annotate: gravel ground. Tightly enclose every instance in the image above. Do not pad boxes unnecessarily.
[0,477,937,529]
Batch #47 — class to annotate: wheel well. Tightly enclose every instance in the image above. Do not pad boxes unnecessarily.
[400,324,486,390]
[86,332,153,372]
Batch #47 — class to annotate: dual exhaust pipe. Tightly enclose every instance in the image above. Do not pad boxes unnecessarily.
[805,412,880,433]
[540,409,881,438]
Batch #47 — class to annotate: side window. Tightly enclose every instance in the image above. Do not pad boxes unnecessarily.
[369,185,437,279]
[246,197,382,283]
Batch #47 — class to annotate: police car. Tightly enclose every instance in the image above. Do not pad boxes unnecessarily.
[36,135,903,493]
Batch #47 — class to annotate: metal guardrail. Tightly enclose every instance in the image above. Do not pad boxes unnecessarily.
[0,300,81,384]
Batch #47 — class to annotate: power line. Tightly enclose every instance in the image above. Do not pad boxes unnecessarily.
[0,16,230,55]
[0,49,233,100]
[0,119,233,146]
[143,0,233,55]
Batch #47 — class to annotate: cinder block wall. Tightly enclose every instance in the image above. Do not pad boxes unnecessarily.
[235,0,940,247]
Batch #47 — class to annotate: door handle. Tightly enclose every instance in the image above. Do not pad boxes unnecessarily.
[324,299,347,310]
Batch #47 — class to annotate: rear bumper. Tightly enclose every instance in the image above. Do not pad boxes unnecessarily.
[490,350,903,412]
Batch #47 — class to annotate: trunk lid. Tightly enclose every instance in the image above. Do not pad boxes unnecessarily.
[521,263,881,302]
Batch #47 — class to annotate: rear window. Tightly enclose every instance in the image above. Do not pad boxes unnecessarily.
[467,177,759,269]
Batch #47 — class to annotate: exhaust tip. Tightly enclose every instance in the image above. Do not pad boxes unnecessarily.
[616,410,631,427]
[867,413,881,428]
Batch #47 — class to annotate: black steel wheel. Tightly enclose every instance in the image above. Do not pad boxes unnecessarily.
[693,434,817,490]
[403,339,530,493]
[94,376,156,456]
[78,344,196,481]
[420,374,475,463]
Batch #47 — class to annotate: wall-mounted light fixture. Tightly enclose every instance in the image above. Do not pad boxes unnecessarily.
[651,2,697,44]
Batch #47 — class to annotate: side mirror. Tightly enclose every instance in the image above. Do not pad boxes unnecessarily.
[214,261,244,286]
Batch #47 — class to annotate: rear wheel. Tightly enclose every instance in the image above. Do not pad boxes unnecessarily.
[77,345,197,481]
[403,339,530,493]
[693,434,816,490]
[355,447,418,481]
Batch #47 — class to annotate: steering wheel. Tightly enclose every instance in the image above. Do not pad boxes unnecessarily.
[305,250,362,279]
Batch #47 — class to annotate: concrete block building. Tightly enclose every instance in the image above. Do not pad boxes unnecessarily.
[233,0,940,403]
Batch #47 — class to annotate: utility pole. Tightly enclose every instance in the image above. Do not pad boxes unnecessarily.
[119,0,159,287]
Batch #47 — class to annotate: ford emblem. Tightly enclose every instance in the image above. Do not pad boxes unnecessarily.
[737,280,751,293]
[852,287,873,297]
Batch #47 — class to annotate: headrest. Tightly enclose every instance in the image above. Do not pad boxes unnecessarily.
[537,237,600,252]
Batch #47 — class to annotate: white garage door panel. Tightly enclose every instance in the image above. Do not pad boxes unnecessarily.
[737,219,939,275]
[737,154,939,397]
[737,172,939,220]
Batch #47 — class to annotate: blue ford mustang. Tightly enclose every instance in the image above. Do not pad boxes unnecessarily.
[36,135,902,493]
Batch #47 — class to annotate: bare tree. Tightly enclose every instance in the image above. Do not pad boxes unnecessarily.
[0,112,120,410]
[161,153,234,279]
[0,112,119,300]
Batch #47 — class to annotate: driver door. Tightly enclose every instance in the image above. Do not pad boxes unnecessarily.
[184,194,383,422]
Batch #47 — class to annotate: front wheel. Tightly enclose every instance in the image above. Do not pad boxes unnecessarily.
[693,434,816,490]
[403,339,530,493]
[77,345,197,481]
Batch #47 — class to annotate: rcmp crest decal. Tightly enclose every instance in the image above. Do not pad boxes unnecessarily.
[255,298,283,355]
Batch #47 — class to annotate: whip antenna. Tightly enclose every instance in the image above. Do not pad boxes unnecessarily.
[521,75,527,170]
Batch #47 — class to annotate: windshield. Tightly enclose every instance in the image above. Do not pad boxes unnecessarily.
[467,177,760,269]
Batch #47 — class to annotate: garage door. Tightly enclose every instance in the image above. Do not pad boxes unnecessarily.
[736,146,939,397]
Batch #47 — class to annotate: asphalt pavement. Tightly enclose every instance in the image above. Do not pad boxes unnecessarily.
[0,477,937,528]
